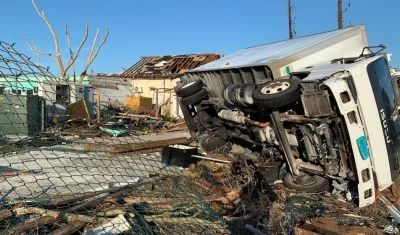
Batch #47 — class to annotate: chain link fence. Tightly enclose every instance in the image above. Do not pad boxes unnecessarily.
[0,41,231,234]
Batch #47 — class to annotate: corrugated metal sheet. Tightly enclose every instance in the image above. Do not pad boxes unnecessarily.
[88,76,132,86]
[89,76,133,104]
[191,26,360,72]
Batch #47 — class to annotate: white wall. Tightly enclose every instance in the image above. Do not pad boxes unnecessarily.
[131,78,182,117]
[97,84,133,105]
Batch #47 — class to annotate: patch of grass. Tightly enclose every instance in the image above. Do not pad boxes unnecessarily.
[0,144,24,154]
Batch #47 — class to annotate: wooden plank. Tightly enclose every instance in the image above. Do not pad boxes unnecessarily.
[5,216,56,235]
[66,100,90,119]
[51,192,104,206]
[0,209,13,221]
[80,137,188,153]
[155,88,159,118]
[97,89,101,123]
[294,227,322,235]
[156,90,176,94]
[309,217,384,235]
[14,207,109,224]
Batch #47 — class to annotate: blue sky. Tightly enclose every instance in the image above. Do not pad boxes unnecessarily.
[1,0,398,76]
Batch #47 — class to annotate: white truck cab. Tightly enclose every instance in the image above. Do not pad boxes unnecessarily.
[293,54,400,206]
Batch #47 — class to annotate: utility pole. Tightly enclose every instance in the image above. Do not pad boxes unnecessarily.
[288,0,294,39]
[338,0,343,29]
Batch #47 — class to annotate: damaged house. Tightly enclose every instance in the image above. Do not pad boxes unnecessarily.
[107,54,222,117]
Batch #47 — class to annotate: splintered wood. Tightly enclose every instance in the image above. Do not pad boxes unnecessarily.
[0,175,230,235]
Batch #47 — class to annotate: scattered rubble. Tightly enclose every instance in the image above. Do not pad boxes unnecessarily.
[0,175,230,234]
[158,148,400,234]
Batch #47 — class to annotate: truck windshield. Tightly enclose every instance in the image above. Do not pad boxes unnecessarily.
[373,58,396,116]
[367,57,400,171]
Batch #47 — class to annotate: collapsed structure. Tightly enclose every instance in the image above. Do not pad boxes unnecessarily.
[90,54,222,118]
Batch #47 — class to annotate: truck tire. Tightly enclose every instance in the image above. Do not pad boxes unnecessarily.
[200,136,227,151]
[252,79,301,109]
[176,80,204,98]
[283,173,330,193]
[180,89,208,106]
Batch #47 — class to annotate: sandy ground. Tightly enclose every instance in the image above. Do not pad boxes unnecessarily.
[0,132,190,201]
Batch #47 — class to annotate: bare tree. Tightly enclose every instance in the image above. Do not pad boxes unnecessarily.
[22,38,50,66]
[25,0,109,83]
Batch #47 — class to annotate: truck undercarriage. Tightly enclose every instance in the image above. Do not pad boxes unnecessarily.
[183,75,360,199]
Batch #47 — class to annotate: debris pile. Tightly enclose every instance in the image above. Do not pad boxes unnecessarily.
[163,151,400,234]
[53,103,187,139]
[170,156,276,233]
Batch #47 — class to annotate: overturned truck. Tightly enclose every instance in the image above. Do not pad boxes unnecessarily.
[176,25,400,207]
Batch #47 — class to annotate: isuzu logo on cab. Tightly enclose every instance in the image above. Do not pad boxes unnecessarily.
[380,109,391,144]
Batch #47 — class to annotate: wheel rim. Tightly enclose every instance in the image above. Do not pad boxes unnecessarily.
[261,81,290,94]
[182,81,196,89]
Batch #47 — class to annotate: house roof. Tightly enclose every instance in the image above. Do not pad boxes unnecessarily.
[118,54,222,79]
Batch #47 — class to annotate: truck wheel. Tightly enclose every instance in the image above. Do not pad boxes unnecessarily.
[180,89,208,106]
[252,79,301,109]
[176,80,204,98]
[200,136,227,151]
[283,173,330,193]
